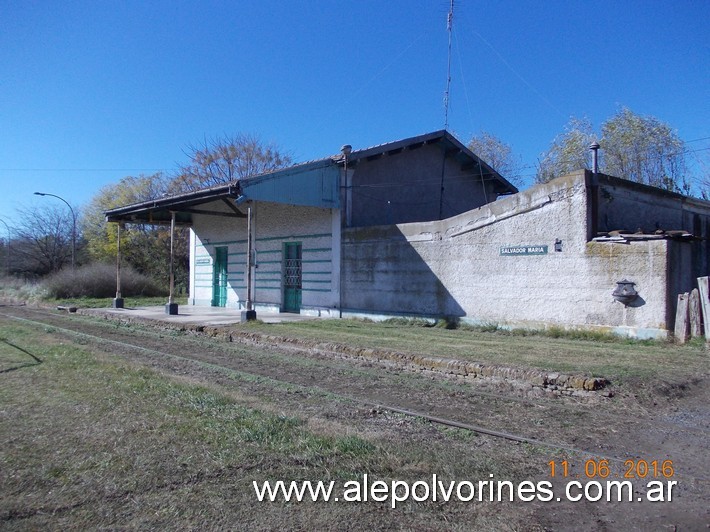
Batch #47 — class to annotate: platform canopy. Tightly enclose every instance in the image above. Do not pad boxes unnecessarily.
[105,159,341,225]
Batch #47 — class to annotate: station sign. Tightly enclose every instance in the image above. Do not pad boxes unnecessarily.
[500,245,548,256]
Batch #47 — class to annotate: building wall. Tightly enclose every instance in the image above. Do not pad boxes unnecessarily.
[347,144,500,227]
[596,174,710,285]
[190,200,339,314]
[342,170,689,338]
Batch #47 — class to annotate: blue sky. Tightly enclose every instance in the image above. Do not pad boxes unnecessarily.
[1,0,708,228]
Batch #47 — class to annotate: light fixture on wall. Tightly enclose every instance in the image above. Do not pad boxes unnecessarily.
[234,194,249,205]
[612,279,639,305]
[554,239,563,252]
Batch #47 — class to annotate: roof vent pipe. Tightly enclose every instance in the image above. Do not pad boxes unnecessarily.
[589,142,600,174]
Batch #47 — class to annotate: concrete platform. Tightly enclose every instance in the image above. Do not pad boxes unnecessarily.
[86,305,320,326]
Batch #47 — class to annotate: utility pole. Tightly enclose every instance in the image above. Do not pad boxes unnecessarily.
[443,0,454,130]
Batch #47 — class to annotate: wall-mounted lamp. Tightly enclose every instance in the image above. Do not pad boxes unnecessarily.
[612,279,638,305]
[234,194,249,205]
[554,239,563,252]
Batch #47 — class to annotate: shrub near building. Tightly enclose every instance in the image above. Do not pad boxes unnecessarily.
[42,262,163,299]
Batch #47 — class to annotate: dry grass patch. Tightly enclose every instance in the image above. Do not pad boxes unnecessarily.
[0,320,539,530]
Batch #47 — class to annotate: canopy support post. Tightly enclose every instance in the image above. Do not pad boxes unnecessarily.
[112,222,124,309]
[166,211,178,315]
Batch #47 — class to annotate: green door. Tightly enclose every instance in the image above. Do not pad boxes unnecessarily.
[283,242,302,313]
[212,246,228,307]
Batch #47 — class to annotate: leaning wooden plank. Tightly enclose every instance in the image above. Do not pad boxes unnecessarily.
[689,288,702,338]
[674,293,689,344]
[698,277,710,339]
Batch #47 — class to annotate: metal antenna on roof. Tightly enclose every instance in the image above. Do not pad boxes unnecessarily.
[443,0,454,130]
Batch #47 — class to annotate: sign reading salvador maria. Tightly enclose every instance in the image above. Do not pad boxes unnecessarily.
[500,245,548,256]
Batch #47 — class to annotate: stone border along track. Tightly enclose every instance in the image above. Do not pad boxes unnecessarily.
[74,308,610,397]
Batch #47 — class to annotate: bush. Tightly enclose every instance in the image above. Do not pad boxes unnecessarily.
[43,263,164,299]
[0,276,48,303]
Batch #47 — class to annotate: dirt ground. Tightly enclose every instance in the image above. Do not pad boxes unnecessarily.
[1,304,708,530]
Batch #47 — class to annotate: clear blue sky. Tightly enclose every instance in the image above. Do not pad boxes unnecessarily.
[1,0,708,228]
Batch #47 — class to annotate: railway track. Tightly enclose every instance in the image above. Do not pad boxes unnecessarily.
[3,304,705,467]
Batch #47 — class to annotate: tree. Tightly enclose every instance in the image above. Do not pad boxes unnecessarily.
[171,133,293,192]
[82,173,170,262]
[467,131,523,187]
[81,133,293,291]
[536,109,689,193]
[602,108,688,192]
[536,117,595,184]
[12,204,78,276]
[82,173,189,292]
[698,148,710,200]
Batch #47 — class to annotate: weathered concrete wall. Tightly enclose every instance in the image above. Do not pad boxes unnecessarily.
[342,170,680,338]
[348,143,500,227]
[190,201,338,313]
[596,174,710,281]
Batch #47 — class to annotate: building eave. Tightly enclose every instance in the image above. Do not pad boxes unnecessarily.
[334,129,518,195]
[105,182,243,225]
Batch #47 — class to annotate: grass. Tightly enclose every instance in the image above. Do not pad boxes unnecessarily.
[0,319,537,530]
[235,318,709,385]
[50,295,188,308]
[0,274,183,308]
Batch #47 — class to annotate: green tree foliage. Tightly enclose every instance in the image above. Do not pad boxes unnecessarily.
[81,133,293,291]
[536,109,689,193]
[82,173,169,261]
[467,131,523,187]
[172,133,293,192]
[602,108,688,192]
[82,173,189,293]
[536,118,596,184]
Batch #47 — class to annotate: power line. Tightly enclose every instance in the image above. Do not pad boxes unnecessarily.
[468,28,566,120]
[453,26,474,133]
[0,168,167,172]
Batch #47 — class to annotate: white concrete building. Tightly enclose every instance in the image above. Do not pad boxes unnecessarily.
[106,130,710,338]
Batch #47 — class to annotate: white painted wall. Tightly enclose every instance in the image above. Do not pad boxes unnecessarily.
[190,200,338,313]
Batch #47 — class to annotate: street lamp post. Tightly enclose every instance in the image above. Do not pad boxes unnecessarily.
[34,192,76,270]
[0,217,10,277]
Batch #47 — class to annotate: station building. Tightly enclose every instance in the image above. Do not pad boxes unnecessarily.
[106,130,710,338]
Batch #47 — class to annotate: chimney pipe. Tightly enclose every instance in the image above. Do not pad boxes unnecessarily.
[589,142,600,174]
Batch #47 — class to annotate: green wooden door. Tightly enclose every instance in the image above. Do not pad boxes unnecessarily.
[212,246,228,307]
[283,242,302,313]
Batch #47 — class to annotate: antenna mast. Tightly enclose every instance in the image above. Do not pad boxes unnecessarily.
[443,0,454,130]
